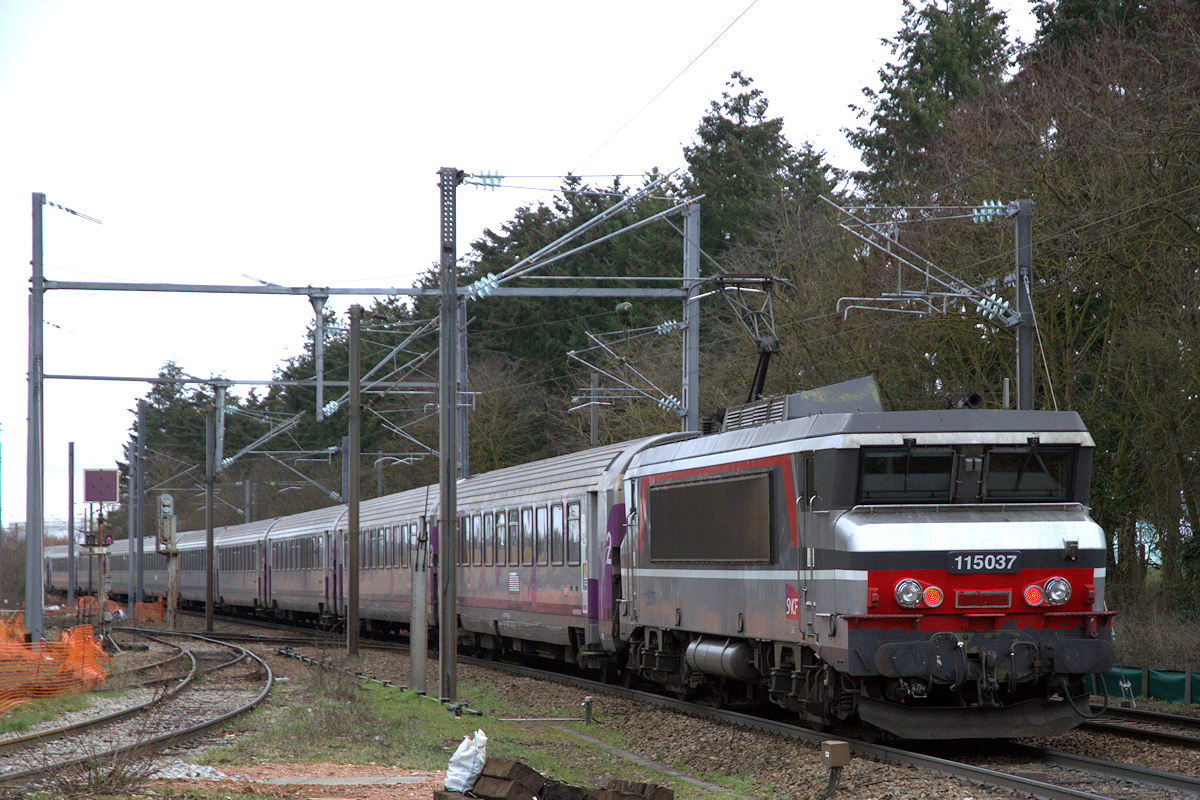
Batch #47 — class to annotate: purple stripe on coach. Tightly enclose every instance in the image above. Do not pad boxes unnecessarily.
[599,503,626,622]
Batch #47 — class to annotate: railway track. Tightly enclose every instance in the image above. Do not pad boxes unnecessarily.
[1080,706,1200,749]
[0,629,273,791]
[165,613,1200,800]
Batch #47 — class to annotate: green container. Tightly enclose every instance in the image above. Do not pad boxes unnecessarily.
[1087,666,1143,697]
[1148,669,1187,703]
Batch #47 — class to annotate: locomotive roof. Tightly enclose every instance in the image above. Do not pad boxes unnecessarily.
[630,409,1092,470]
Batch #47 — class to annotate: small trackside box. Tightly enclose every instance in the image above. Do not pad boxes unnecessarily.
[822,740,850,768]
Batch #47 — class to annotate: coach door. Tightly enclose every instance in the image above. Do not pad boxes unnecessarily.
[619,479,639,627]
[260,540,269,610]
[798,453,817,638]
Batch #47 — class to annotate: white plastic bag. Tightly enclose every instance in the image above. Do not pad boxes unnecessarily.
[444,728,487,792]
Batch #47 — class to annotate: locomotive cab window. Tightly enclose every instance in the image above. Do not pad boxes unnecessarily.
[858,443,1078,504]
[984,445,1074,501]
[859,447,954,502]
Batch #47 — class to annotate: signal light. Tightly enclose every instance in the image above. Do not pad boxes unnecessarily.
[1023,584,1044,606]
[922,585,944,608]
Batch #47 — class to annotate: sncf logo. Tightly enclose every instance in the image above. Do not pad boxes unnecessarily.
[785,584,800,620]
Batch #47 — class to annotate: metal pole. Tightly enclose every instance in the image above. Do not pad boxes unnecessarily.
[410,516,428,694]
[589,372,599,448]
[682,202,701,432]
[126,454,135,618]
[438,166,462,703]
[311,293,329,421]
[135,399,146,602]
[340,435,350,503]
[166,513,178,630]
[244,480,251,524]
[376,460,384,498]
[67,442,75,610]
[214,384,227,469]
[26,192,46,643]
[457,298,469,479]
[204,407,215,632]
[347,304,362,657]
[1015,200,1034,411]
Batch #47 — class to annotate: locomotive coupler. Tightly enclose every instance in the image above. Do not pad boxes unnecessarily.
[975,650,1001,707]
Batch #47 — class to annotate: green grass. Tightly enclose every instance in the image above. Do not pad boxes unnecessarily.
[0,692,92,735]
[199,661,754,799]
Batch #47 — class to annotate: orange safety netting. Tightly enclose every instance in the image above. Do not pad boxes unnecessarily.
[72,596,124,615]
[0,615,110,714]
[134,598,164,622]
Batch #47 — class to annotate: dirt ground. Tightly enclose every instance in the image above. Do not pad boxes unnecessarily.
[151,763,444,800]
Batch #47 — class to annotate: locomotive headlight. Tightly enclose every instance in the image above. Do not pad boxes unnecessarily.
[895,578,922,608]
[1043,576,1072,606]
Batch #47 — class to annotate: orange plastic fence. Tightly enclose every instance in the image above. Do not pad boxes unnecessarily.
[72,596,124,615]
[0,615,110,714]
[134,598,164,623]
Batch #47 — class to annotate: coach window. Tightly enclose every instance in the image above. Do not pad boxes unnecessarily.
[535,506,549,566]
[550,503,565,565]
[470,514,482,566]
[458,516,467,565]
[494,511,506,566]
[399,524,409,568]
[507,510,520,564]
[483,514,494,566]
[520,508,534,565]
[567,502,581,565]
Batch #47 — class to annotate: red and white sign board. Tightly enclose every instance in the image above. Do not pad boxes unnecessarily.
[83,469,119,503]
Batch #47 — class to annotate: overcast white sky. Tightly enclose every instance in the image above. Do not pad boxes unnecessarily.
[0,1,1036,532]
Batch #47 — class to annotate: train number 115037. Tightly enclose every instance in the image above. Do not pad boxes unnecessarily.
[947,551,1020,574]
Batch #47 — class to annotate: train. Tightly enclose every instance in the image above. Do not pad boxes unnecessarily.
[46,384,1116,739]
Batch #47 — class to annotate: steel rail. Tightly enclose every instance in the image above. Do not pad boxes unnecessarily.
[1009,742,1200,794]
[0,630,273,788]
[1092,705,1200,731]
[103,635,188,684]
[0,634,197,754]
[1080,718,1200,748]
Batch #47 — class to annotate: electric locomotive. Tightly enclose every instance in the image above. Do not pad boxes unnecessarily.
[618,387,1115,738]
[45,383,1115,739]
